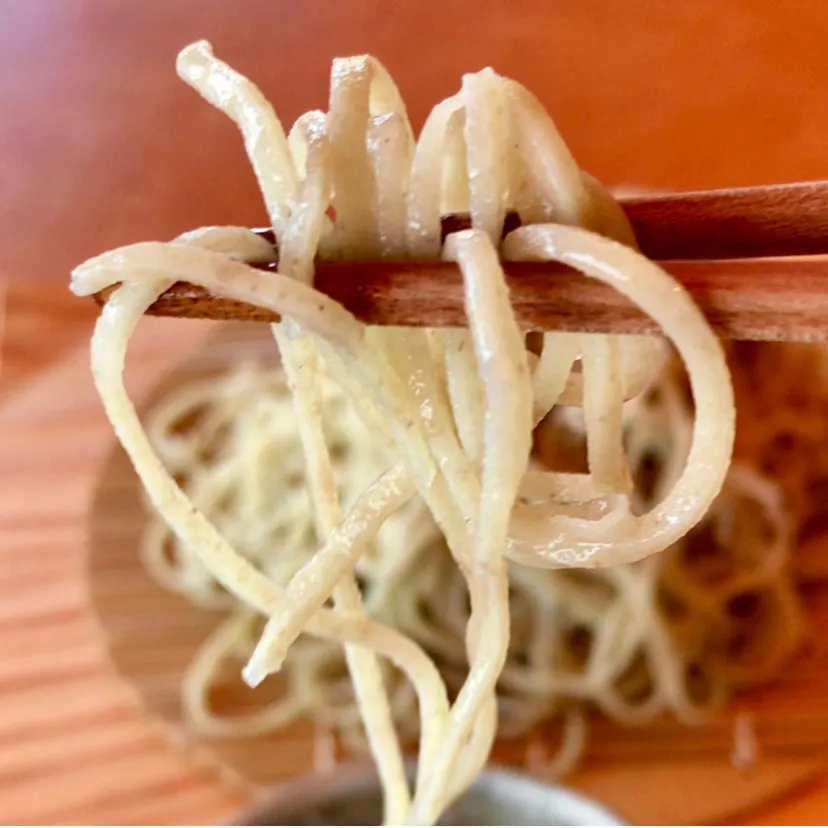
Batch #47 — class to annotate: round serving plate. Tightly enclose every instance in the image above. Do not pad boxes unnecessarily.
[87,323,828,825]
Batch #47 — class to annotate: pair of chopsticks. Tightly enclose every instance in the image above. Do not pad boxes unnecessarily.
[92,180,828,341]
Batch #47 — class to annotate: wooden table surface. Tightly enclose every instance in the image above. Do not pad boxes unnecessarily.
[3,0,828,823]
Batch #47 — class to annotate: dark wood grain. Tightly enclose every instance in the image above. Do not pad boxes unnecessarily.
[254,182,828,261]
[90,180,828,341]
[623,181,828,260]
[93,256,828,342]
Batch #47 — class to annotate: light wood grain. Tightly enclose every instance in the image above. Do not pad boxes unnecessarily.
[2,283,98,394]
[0,313,244,826]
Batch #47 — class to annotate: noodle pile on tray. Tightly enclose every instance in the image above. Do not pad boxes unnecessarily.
[730,342,828,586]
[142,357,802,774]
[72,41,737,825]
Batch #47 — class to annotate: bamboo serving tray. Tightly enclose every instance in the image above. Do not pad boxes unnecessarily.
[82,322,828,825]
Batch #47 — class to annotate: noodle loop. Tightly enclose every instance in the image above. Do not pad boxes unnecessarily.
[73,44,738,824]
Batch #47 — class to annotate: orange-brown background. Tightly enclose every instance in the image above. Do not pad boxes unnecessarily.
[2,0,828,823]
[4,0,828,284]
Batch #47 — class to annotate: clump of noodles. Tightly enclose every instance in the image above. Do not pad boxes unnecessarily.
[142,360,444,746]
[141,362,439,613]
[72,41,735,824]
[529,365,802,725]
[143,356,801,780]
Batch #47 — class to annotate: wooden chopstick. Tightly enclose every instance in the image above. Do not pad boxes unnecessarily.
[622,179,828,260]
[94,257,828,342]
[91,181,828,342]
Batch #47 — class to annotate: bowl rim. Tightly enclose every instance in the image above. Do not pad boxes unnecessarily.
[230,760,628,825]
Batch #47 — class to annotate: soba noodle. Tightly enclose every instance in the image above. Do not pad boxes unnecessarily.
[72,42,739,824]
[141,353,801,772]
